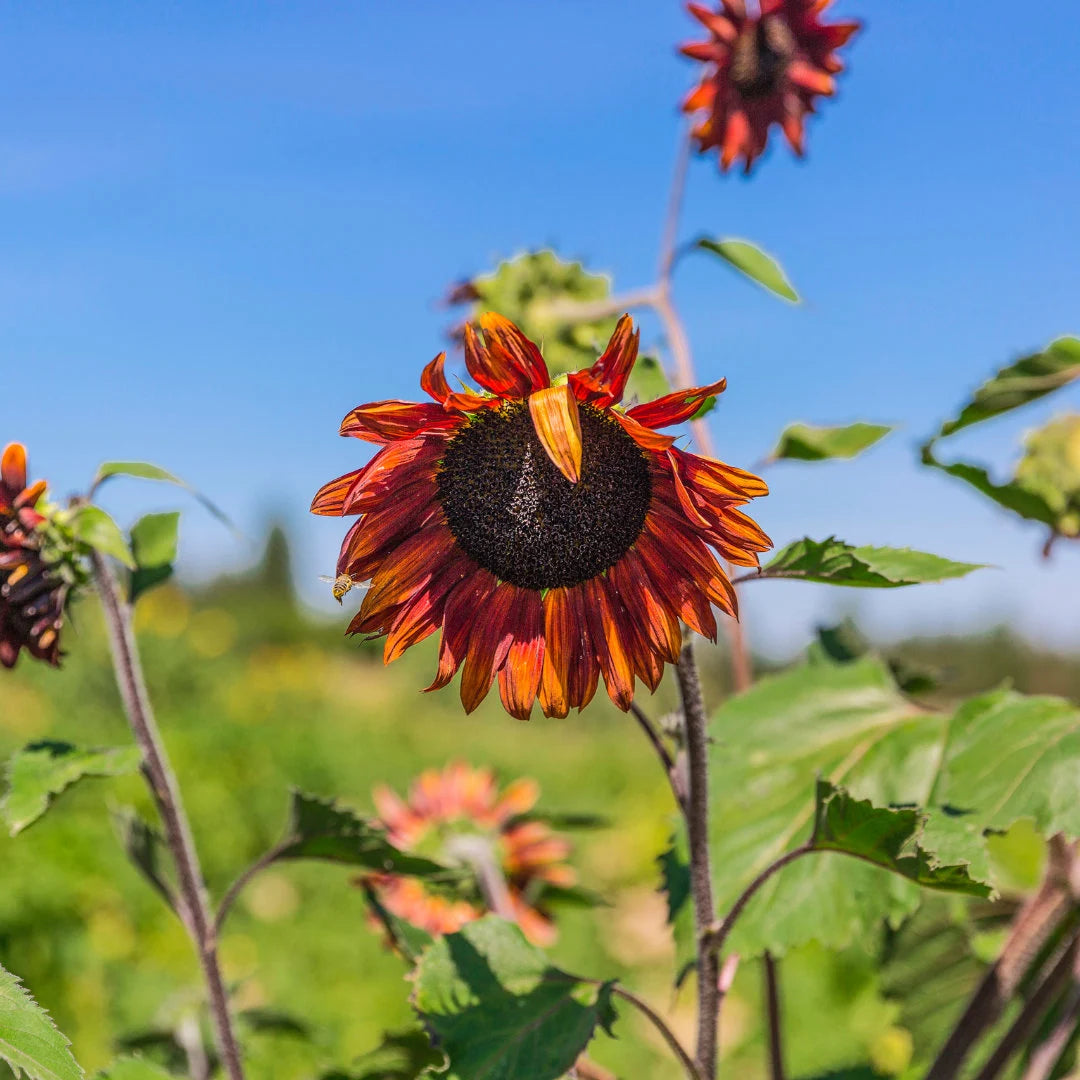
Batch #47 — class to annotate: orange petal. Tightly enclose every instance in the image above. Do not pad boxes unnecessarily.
[539,588,573,719]
[459,583,519,713]
[637,530,717,642]
[1,443,27,495]
[340,400,458,443]
[13,479,46,510]
[494,777,540,820]
[682,80,717,114]
[497,589,545,721]
[568,315,639,406]
[610,549,681,666]
[680,40,723,62]
[664,451,713,530]
[687,3,737,42]
[628,378,727,429]
[612,410,677,452]
[581,578,635,711]
[528,384,583,484]
[674,447,768,501]
[421,352,494,412]
[383,548,472,663]
[464,316,549,398]
[310,468,365,516]
[721,109,750,171]
[358,524,457,624]
[788,61,834,96]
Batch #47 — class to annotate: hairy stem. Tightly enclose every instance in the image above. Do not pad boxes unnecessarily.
[91,551,246,1080]
[926,837,1075,1080]
[610,985,704,1080]
[676,636,720,1078]
[764,953,787,1080]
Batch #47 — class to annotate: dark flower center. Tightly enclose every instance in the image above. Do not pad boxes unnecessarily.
[437,400,652,590]
[730,17,796,99]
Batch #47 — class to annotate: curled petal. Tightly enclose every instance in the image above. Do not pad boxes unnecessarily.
[340,401,458,443]
[528,384,583,484]
[568,315,639,406]
[628,378,727,429]
[464,316,549,398]
[421,352,494,412]
[611,411,677,452]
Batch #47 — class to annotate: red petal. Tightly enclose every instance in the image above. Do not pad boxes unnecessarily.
[421,352,494,412]
[310,468,365,516]
[383,547,472,663]
[637,529,718,642]
[687,3,738,42]
[611,411,677,452]
[788,61,834,96]
[497,589,545,721]
[568,315,639,407]
[351,522,455,623]
[581,577,635,711]
[426,570,499,692]
[672,447,769,501]
[680,40,724,62]
[340,401,458,443]
[610,548,682,666]
[459,583,519,713]
[342,438,445,516]
[464,316,549,398]
[722,109,750,171]
[628,378,727,429]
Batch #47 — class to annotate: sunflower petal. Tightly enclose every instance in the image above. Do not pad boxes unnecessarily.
[497,589,545,722]
[310,468,365,516]
[426,569,499,692]
[539,587,573,719]
[1,443,27,497]
[611,410,677,451]
[464,316,549,398]
[459,583,519,713]
[582,578,635,711]
[421,352,494,412]
[568,315,639,406]
[528,384,583,484]
[628,378,727,429]
[340,401,457,443]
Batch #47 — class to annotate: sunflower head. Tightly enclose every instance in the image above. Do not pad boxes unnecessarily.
[364,762,574,946]
[0,443,73,669]
[313,313,769,720]
[680,0,861,172]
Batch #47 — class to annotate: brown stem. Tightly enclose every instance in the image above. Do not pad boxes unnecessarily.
[630,702,687,811]
[676,635,720,1078]
[926,838,1075,1080]
[609,985,704,1080]
[1022,955,1080,1080]
[90,551,246,1080]
[763,953,787,1080]
[974,932,1079,1080]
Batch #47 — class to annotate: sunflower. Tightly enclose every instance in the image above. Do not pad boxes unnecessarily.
[312,313,769,720]
[0,443,65,668]
[680,0,861,172]
[365,762,575,946]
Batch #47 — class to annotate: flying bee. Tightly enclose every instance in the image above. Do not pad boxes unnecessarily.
[319,573,366,604]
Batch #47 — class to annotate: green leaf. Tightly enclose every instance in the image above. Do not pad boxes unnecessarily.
[708,656,1080,958]
[90,462,232,530]
[3,741,141,836]
[760,537,985,587]
[278,791,459,880]
[69,506,135,569]
[412,917,616,1080]
[112,810,175,912]
[771,422,893,462]
[920,446,1062,529]
[934,337,1080,439]
[811,782,989,897]
[237,1008,310,1039]
[696,238,799,302]
[333,1027,444,1080]
[0,962,83,1080]
[359,883,434,965]
[128,513,179,602]
[95,1058,174,1080]
[657,829,695,982]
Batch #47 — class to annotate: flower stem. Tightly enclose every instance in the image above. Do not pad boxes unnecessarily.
[763,953,787,1080]
[609,984,704,1080]
[90,551,246,1080]
[675,635,720,1078]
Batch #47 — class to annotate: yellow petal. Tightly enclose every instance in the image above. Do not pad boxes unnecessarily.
[528,384,583,484]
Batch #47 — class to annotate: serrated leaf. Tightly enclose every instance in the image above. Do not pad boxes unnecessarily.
[112,810,175,912]
[657,829,695,980]
[708,657,1080,958]
[278,791,458,879]
[760,537,985,587]
[128,513,179,602]
[412,917,616,1080]
[69,506,135,569]
[95,1057,174,1080]
[335,1027,444,1080]
[935,337,1080,439]
[811,782,989,897]
[696,238,799,302]
[771,422,893,462]
[0,962,83,1080]
[3,741,141,836]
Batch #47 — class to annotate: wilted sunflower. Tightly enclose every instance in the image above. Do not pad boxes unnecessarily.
[312,313,769,719]
[366,762,574,946]
[0,444,65,668]
[681,0,861,172]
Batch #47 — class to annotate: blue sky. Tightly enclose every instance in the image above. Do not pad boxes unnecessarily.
[3,0,1078,655]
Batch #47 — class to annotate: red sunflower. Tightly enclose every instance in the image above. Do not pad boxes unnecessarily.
[366,762,575,947]
[0,443,65,669]
[312,313,769,720]
[680,0,861,172]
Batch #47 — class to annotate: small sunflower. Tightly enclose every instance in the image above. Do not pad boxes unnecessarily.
[313,313,769,719]
[0,443,65,668]
[366,762,574,946]
[681,0,861,172]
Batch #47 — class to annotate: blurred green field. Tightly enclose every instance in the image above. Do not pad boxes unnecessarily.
[1,529,1074,1079]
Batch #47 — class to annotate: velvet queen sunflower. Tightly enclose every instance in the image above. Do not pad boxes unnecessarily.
[312,314,769,720]
[681,0,861,172]
[0,444,67,668]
